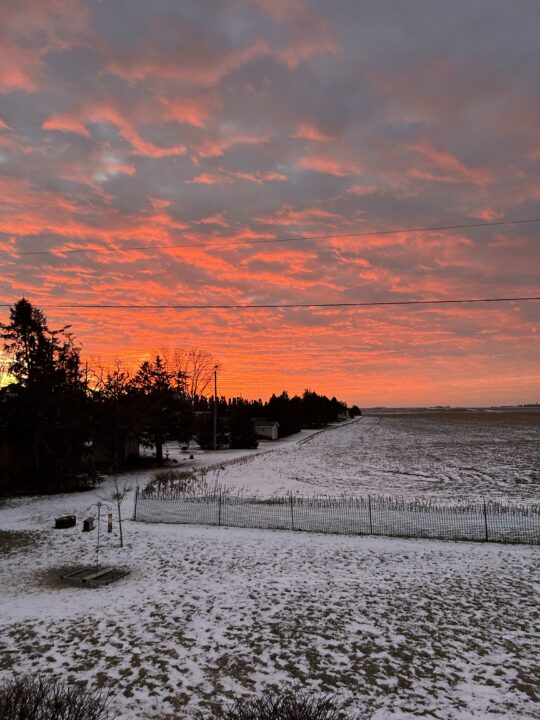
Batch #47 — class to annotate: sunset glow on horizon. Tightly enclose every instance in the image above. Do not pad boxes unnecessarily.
[1,0,539,407]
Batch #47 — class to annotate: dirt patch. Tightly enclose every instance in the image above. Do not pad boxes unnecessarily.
[37,565,131,589]
[0,530,42,555]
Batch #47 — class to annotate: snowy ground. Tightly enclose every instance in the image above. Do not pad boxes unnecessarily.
[1,413,539,719]
[175,413,540,503]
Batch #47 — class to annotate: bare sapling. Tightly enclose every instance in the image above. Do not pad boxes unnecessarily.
[112,475,131,548]
[100,475,131,548]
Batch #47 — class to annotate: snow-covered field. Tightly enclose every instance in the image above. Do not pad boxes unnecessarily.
[1,412,539,719]
[182,413,540,503]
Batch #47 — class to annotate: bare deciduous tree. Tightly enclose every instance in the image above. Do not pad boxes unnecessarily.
[159,347,218,400]
[91,358,131,398]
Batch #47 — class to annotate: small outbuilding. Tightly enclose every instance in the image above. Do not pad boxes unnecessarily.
[253,419,279,441]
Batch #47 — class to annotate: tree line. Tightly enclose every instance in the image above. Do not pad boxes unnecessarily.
[0,299,356,496]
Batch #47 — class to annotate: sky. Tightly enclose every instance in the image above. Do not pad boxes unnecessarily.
[0,0,539,407]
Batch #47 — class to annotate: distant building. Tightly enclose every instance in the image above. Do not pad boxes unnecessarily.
[88,435,140,467]
[253,419,279,441]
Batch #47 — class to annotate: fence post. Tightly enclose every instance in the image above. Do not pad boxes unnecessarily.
[133,487,139,520]
[289,493,295,531]
[368,495,373,535]
[483,501,489,542]
[218,491,222,526]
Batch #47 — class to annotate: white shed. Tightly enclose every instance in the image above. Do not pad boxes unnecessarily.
[253,419,279,441]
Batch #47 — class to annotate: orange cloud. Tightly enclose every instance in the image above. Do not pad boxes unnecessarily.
[1,1,538,408]
[42,103,187,158]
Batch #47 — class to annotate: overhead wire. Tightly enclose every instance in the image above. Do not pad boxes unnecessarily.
[0,296,538,312]
[0,217,539,258]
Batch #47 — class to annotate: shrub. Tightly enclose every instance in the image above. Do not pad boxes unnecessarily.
[0,675,115,720]
[152,468,197,487]
[208,688,354,720]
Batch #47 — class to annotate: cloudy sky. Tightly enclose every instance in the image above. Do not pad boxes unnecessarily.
[0,0,539,406]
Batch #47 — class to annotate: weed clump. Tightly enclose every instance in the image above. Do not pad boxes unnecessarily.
[208,688,355,720]
[0,675,115,720]
[151,468,197,490]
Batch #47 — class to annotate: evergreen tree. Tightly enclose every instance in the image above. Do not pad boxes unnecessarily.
[129,355,193,462]
[0,298,89,493]
[229,406,258,449]
[92,361,137,470]
[266,391,301,436]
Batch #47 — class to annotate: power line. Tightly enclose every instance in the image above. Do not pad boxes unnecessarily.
[0,296,538,312]
[1,217,539,258]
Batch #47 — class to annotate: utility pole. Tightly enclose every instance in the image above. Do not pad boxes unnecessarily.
[213,365,218,450]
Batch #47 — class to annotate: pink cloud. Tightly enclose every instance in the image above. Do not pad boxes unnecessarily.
[279,28,339,68]
[196,133,272,158]
[245,0,308,22]
[186,172,233,185]
[246,0,339,66]
[228,170,287,184]
[473,208,504,222]
[299,153,361,177]
[198,213,229,227]
[42,103,187,158]
[347,184,379,197]
[408,141,494,186]
[256,205,341,227]
[93,158,136,182]
[186,168,286,185]
[160,96,214,128]
[148,198,171,211]
[0,0,91,92]
[0,41,42,92]
[293,123,337,143]
[42,114,92,138]
[105,39,272,88]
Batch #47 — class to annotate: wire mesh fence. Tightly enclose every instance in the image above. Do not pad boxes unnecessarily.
[133,490,540,544]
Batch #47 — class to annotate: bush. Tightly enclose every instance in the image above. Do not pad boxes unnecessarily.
[209,688,353,720]
[0,675,115,720]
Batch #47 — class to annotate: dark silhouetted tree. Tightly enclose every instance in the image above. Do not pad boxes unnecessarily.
[129,355,193,462]
[0,298,90,493]
[229,406,258,449]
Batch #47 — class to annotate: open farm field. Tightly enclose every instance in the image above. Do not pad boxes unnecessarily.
[203,413,540,502]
